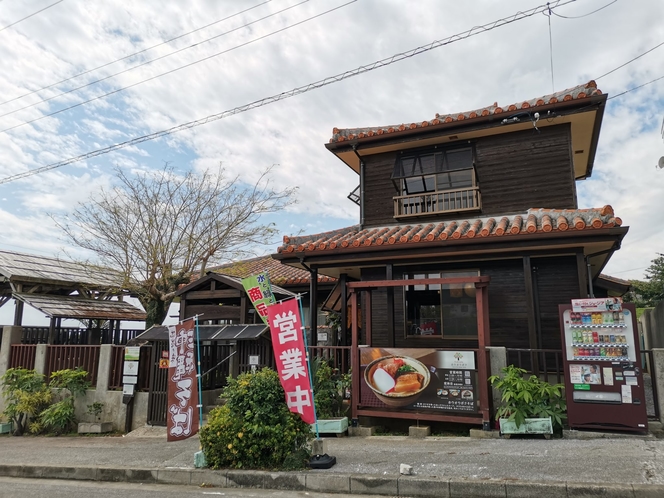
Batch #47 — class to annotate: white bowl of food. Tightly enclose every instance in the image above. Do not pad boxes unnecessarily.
[364,356,431,407]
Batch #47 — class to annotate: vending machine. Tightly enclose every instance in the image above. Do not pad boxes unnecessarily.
[558,298,648,433]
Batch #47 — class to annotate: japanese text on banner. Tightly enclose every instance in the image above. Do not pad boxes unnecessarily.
[166,319,199,441]
[267,299,315,424]
[242,272,276,325]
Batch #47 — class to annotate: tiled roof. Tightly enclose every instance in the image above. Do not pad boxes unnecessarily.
[277,205,622,254]
[597,274,631,286]
[210,255,336,286]
[329,81,602,143]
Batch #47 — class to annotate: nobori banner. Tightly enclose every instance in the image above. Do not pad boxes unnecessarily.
[167,319,199,441]
[267,298,315,424]
[242,271,276,325]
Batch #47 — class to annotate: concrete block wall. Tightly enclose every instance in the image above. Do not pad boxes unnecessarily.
[640,301,664,350]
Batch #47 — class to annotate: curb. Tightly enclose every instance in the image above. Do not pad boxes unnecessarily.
[0,464,662,497]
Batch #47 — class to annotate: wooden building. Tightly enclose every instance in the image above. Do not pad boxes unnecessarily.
[272,81,628,427]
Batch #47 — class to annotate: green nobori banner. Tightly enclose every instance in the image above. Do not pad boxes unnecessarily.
[241,272,276,325]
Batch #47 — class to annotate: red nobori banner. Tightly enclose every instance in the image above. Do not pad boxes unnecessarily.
[167,319,199,441]
[267,298,315,424]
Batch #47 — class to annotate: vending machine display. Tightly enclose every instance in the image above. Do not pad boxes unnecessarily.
[559,299,647,433]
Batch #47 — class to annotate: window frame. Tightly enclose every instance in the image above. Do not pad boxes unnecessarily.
[403,270,480,340]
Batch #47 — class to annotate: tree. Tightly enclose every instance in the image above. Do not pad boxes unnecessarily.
[55,164,296,327]
[624,253,664,308]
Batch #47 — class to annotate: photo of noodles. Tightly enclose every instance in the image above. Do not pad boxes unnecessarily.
[364,355,431,407]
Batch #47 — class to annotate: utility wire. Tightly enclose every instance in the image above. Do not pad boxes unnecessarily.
[596,40,664,80]
[551,0,617,18]
[0,0,272,107]
[608,74,664,100]
[0,0,578,185]
[0,0,330,134]
[0,0,63,33]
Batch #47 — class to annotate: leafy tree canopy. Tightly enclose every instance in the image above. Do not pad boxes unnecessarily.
[623,253,664,308]
[54,164,296,327]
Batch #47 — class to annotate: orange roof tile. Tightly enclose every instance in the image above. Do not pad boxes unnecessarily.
[210,255,336,286]
[329,81,602,143]
[277,206,623,255]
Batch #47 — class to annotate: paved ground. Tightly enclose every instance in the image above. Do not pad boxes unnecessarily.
[1,428,664,497]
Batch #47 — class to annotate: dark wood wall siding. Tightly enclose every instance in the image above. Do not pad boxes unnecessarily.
[532,255,580,350]
[361,124,577,227]
[362,152,399,226]
[360,256,580,351]
[475,124,577,216]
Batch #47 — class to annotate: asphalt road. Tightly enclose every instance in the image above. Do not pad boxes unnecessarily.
[0,477,381,498]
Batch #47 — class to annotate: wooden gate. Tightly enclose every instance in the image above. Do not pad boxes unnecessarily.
[146,340,169,426]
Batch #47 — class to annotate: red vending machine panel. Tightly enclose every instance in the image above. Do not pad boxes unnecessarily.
[559,299,647,433]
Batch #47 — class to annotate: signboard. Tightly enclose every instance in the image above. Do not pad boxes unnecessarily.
[123,361,139,376]
[166,319,199,441]
[267,298,315,424]
[123,375,138,385]
[317,332,328,343]
[242,272,276,325]
[360,348,478,414]
[249,355,259,365]
[123,384,135,396]
[159,358,169,369]
[571,297,622,312]
[124,346,140,361]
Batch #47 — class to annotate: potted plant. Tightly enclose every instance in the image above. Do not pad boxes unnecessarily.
[310,357,351,435]
[489,365,566,436]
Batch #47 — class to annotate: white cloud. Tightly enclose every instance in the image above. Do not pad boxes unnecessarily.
[0,0,661,290]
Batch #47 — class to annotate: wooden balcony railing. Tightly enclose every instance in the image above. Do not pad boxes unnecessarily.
[394,187,481,218]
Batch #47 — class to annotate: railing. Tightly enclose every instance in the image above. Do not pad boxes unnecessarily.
[45,345,100,386]
[21,327,144,345]
[505,348,564,384]
[9,344,37,370]
[394,187,481,218]
[308,346,351,374]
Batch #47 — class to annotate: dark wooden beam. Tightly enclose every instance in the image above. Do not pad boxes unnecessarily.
[576,252,588,298]
[386,264,394,348]
[340,273,347,346]
[310,268,318,346]
[184,305,241,321]
[523,256,538,350]
[183,289,242,300]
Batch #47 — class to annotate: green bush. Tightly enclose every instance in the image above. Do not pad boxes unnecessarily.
[1,367,90,436]
[489,365,566,430]
[0,368,51,435]
[199,368,312,470]
[310,357,350,419]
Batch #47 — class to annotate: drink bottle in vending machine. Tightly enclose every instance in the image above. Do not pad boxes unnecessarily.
[559,298,647,433]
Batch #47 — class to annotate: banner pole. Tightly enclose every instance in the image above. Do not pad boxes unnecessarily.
[195,315,204,430]
[298,294,319,440]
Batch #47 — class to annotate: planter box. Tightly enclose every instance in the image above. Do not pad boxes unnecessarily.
[499,417,553,435]
[78,422,113,434]
[0,422,12,434]
[311,417,348,434]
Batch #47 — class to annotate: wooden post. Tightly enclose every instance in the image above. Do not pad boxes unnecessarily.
[475,281,491,430]
[310,268,318,346]
[364,290,372,346]
[386,264,394,347]
[350,290,359,423]
[47,316,57,344]
[340,273,348,346]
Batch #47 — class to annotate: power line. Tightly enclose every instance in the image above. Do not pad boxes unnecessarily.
[0,0,272,108]
[0,0,577,186]
[550,0,617,19]
[0,0,64,33]
[0,0,331,134]
[596,40,664,80]
[608,74,664,100]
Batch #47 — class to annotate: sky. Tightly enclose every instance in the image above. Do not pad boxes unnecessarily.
[0,0,663,326]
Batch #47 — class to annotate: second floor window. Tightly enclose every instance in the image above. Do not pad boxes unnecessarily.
[392,146,480,217]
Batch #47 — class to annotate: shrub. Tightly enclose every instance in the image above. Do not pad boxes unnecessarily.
[199,368,312,470]
[0,367,90,436]
[310,357,350,419]
[0,368,51,436]
[489,365,566,430]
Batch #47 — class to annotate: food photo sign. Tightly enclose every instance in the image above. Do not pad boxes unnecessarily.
[360,348,478,413]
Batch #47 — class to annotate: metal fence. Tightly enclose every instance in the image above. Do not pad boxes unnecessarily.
[9,344,37,370]
[45,345,100,386]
